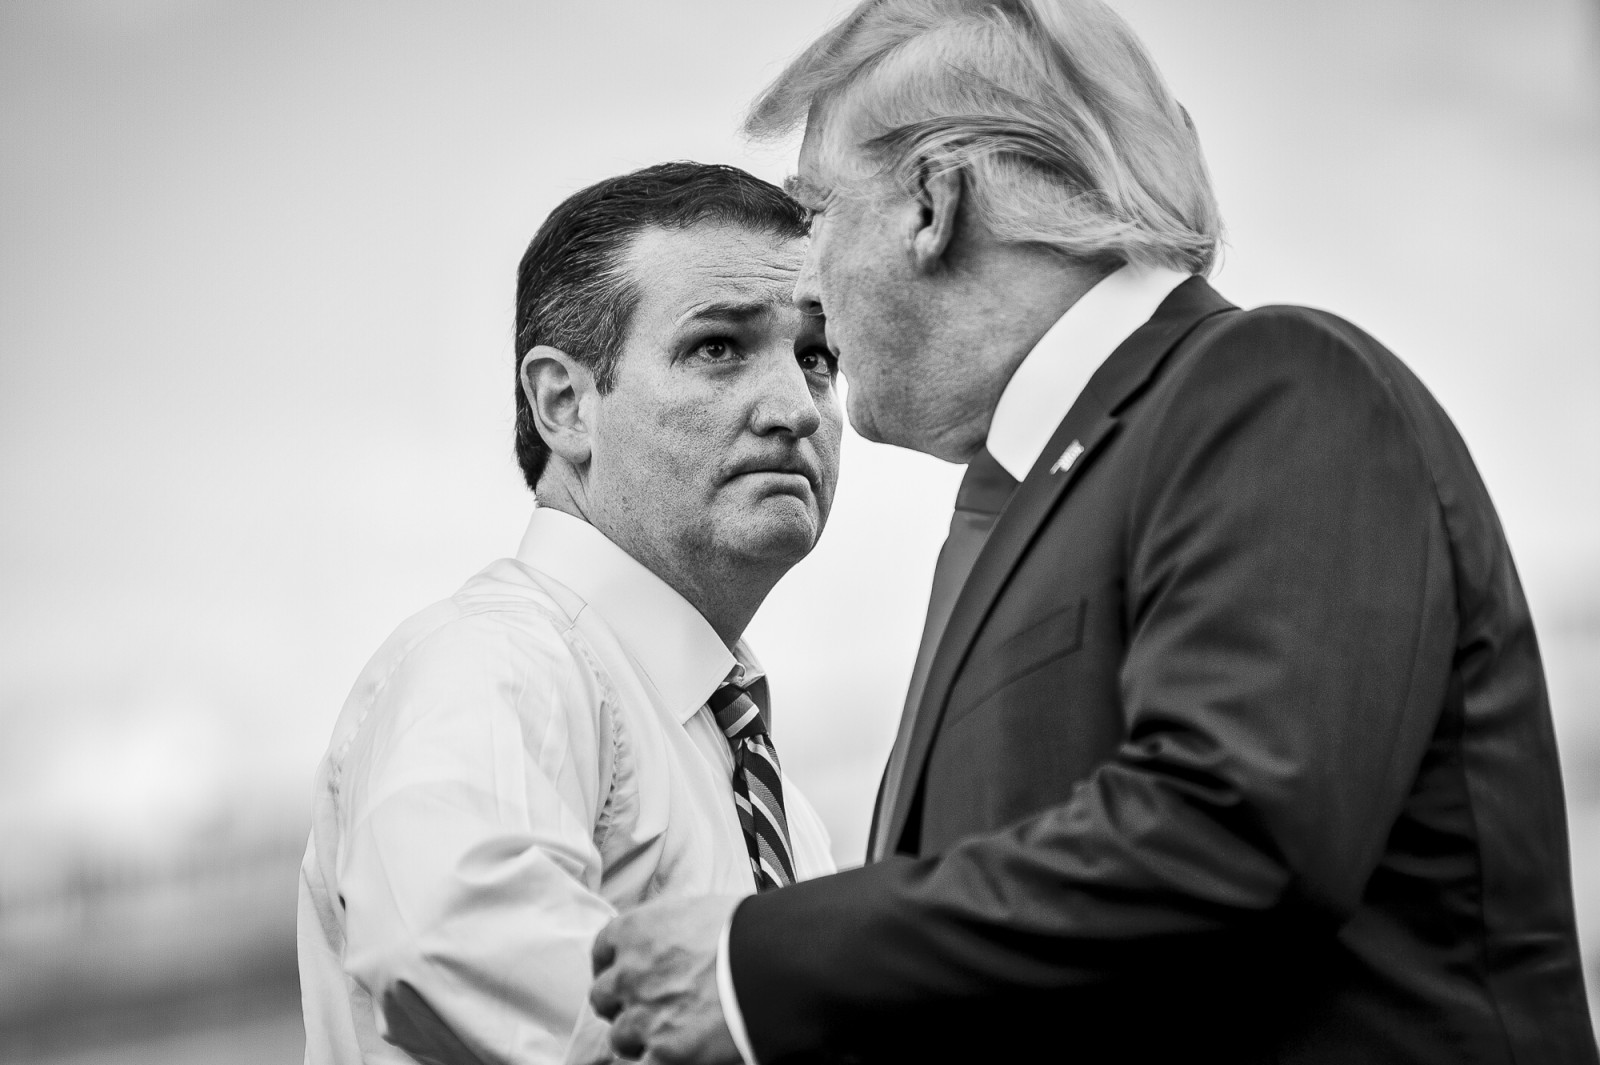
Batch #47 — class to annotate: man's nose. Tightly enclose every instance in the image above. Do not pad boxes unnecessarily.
[751,355,823,439]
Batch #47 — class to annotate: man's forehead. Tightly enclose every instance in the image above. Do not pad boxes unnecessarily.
[622,223,804,322]
[791,121,830,190]
[790,116,886,208]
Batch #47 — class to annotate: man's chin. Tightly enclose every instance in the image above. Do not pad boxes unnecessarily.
[846,391,925,454]
[844,392,884,444]
[727,498,822,565]
[844,398,951,459]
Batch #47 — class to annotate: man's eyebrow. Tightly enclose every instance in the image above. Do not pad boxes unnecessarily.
[674,299,778,327]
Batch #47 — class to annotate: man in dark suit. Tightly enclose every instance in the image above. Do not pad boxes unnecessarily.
[586,2,1598,1062]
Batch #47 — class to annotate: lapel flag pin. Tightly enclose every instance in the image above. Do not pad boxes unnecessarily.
[1050,439,1085,475]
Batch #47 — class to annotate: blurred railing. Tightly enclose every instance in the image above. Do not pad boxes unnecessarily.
[0,829,304,1060]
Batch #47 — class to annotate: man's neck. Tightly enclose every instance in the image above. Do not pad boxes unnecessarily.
[532,486,767,651]
[925,249,1111,463]
[630,550,775,652]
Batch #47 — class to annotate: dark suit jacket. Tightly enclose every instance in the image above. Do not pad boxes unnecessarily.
[729,279,1597,1064]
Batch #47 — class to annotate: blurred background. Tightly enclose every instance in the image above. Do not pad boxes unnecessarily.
[2,0,1596,1061]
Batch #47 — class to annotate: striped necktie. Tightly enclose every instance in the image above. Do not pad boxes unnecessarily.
[709,675,796,891]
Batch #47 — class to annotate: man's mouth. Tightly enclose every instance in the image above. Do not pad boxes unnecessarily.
[731,458,818,490]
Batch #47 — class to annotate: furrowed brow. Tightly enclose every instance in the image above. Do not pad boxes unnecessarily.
[674,300,775,327]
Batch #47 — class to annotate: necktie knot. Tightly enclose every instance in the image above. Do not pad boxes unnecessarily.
[709,678,767,743]
[955,447,1020,518]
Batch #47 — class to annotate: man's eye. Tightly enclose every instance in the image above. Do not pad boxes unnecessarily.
[797,347,837,376]
[692,338,736,361]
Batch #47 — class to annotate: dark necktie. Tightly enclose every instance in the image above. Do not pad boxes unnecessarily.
[710,674,797,891]
[870,448,1019,861]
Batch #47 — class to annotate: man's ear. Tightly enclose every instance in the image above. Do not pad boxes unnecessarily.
[520,345,597,468]
[909,165,963,274]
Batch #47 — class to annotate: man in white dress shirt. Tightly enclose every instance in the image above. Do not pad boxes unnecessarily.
[296,161,842,1065]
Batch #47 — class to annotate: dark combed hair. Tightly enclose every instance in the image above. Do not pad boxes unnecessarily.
[512,161,811,491]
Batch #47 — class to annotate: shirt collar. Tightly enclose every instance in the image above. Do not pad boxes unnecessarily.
[986,263,1192,481]
[516,507,746,725]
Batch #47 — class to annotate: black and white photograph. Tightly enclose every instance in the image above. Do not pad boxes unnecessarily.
[2,1,1598,1062]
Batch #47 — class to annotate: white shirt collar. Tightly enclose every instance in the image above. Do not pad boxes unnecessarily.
[986,263,1192,481]
[515,507,750,725]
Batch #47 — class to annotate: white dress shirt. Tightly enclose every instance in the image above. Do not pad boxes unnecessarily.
[986,263,1192,479]
[717,261,1193,1065]
[298,507,834,1065]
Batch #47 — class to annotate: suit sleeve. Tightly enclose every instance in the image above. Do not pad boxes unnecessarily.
[727,310,1460,1061]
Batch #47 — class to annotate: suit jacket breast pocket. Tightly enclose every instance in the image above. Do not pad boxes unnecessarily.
[943,597,1086,729]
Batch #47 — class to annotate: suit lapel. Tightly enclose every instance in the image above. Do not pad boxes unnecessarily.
[883,277,1237,854]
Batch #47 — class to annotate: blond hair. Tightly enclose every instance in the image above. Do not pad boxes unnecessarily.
[746,0,1221,273]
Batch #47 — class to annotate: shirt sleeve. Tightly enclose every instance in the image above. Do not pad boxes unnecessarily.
[336,610,618,1065]
[718,916,760,1065]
